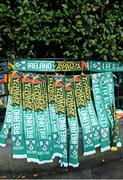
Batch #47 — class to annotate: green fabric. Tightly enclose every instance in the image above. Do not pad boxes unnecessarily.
[73,75,95,156]
[0,96,12,146]
[48,76,62,160]
[12,105,26,158]
[33,75,52,164]
[22,74,38,163]
[65,76,79,167]
[92,73,111,152]
[82,76,100,148]
[11,72,26,159]
[99,73,114,138]
[14,60,82,72]
[89,61,123,72]
[55,76,68,167]
[104,72,121,147]
[40,75,53,163]
[14,60,56,72]
[32,75,52,164]
[1,71,120,167]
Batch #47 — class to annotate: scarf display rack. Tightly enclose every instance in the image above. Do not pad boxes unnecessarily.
[0,59,122,167]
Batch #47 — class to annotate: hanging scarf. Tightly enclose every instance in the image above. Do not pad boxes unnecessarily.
[48,76,62,160]
[22,73,38,162]
[92,73,110,152]
[41,75,53,162]
[33,74,53,164]
[55,76,68,167]
[104,72,121,149]
[11,71,26,159]
[0,96,12,146]
[73,75,95,156]
[82,75,100,148]
[65,76,79,167]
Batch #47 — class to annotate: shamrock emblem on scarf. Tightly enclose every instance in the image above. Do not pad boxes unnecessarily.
[85,134,92,144]
[102,128,108,138]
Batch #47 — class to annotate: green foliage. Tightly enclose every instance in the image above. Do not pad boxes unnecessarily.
[0,0,123,61]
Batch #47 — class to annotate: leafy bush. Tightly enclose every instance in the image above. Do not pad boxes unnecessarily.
[0,0,123,61]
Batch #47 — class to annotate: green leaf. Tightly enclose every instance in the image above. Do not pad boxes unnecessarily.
[23,0,28,5]
[62,4,68,9]
[0,0,122,61]
[64,51,70,56]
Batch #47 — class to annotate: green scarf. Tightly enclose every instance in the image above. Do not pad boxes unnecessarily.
[11,72,26,159]
[65,76,79,167]
[92,73,110,152]
[22,73,38,163]
[32,75,53,164]
[82,75,100,148]
[104,72,121,149]
[0,96,12,147]
[55,76,68,167]
[48,76,62,160]
[35,75,53,164]
[73,75,95,156]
